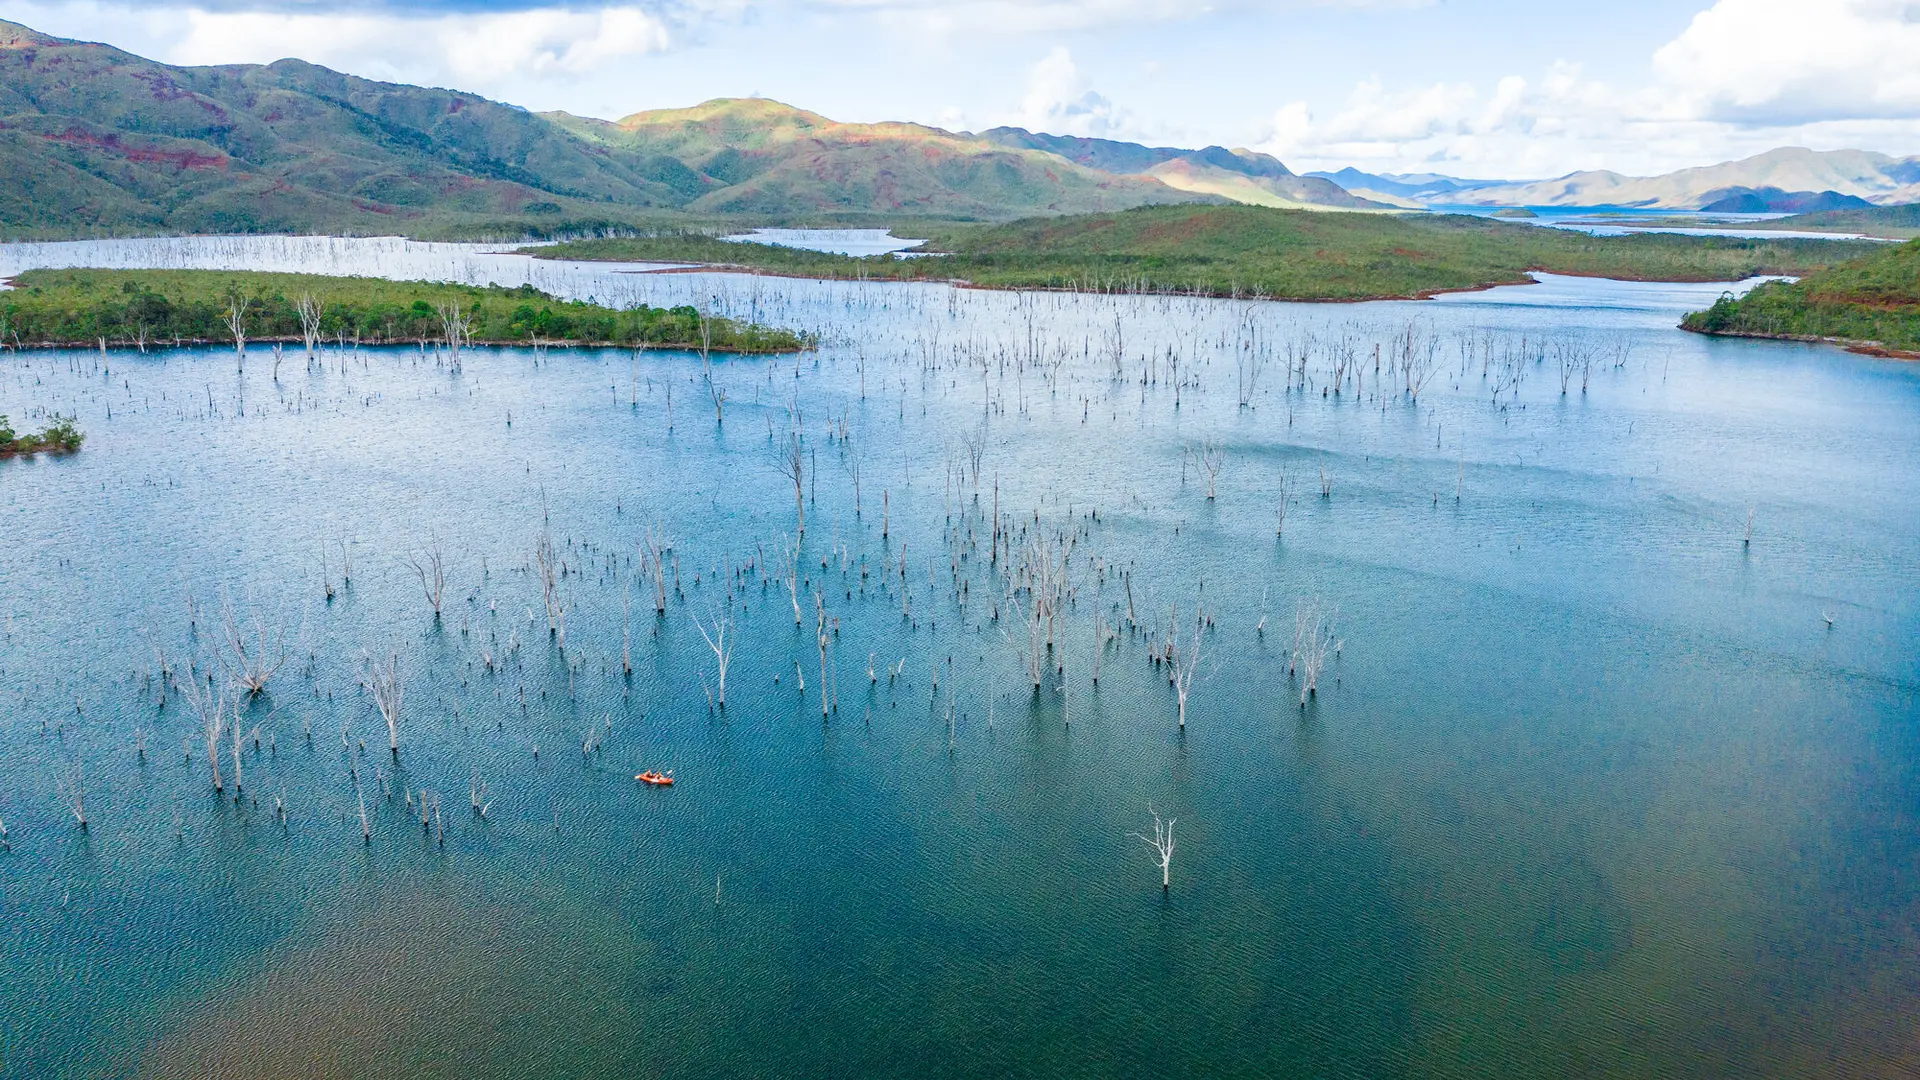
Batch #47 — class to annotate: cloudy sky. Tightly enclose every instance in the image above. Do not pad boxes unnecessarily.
[6,0,1919,178]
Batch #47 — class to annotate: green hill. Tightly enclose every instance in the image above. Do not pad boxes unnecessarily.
[1756,203,1920,240]
[0,20,1225,238]
[977,129,1391,211]
[543,99,1206,219]
[1683,239,1920,354]
[0,20,704,237]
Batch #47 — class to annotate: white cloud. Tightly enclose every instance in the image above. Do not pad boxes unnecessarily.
[1014,46,1129,137]
[174,6,672,86]
[1652,0,1920,123]
[812,0,1432,38]
[1256,68,1623,176]
[12,2,674,98]
[1253,0,1920,177]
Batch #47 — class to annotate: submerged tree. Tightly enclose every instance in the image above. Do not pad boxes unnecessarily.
[1134,807,1176,891]
[1290,597,1340,706]
[364,653,403,757]
[693,609,735,708]
[405,539,448,619]
[224,288,249,365]
[772,429,806,536]
[56,757,88,831]
[296,293,323,360]
[534,528,565,642]
[699,312,726,424]
[1168,606,1202,729]
[220,597,289,696]
[180,667,231,792]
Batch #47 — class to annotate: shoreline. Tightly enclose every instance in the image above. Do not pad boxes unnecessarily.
[581,255,1791,303]
[1678,324,1920,360]
[593,257,1550,303]
[0,335,810,355]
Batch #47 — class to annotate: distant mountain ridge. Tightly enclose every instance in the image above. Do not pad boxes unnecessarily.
[1313,151,1920,211]
[1305,168,1513,204]
[1402,148,1920,210]
[981,130,1394,211]
[1696,187,1871,214]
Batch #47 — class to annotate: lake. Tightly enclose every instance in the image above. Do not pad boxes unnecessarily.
[1,236,1916,1079]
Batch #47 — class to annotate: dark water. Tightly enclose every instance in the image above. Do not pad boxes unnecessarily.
[1,239,1916,1079]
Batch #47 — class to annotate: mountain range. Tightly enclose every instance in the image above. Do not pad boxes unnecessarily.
[0,18,1388,237]
[0,16,1913,240]
[975,131,1388,211]
[1323,148,1920,210]
[1303,169,1513,207]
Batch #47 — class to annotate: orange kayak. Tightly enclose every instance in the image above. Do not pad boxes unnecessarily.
[636,771,674,786]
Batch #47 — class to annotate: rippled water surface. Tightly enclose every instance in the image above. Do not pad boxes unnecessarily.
[1,237,1916,1079]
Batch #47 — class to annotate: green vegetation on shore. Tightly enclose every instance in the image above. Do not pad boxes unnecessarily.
[0,270,812,353]
[1755,204,1920,240]
[0,413,83,456]
[1682,238,1920,355]
[524,206,1872,300]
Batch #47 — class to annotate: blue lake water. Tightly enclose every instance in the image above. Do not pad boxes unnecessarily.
[1429,205,1895,241]
[0,238,1916,1078]
[720,228,928,256]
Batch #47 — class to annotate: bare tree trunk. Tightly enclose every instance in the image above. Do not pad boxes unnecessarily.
[694,609,733,707]
[364,653,403,756]
[225,292,250,367]
[1134,808,1175,890]
[406,539,447,618]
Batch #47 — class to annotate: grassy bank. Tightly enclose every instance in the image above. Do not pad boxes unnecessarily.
[0,269,814,353]
[522,205,1873,300]
[1682,239,1920,356]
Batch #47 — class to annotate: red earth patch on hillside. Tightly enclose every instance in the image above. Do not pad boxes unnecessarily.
[39,126,229,169]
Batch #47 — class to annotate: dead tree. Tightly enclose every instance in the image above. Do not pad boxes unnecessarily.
[693,609,735,708]
[1133,807,1175,890]
[1004,533,1069,689]
[699,314,726,423]
[782,535,804,626]
[814,592,836,719]
[1397,321,1442,400]
[1290,598,1340,706]
[225,290,250,364]
[641,526,670,616]
[534,528,566,641]
[621,573,634,675]
[435,301,473,366]
[1198,441,1224,501]
[221,597,288,696]
[57,757,88,831]
[363,653,403,756]
[1168,605,1201,728]
[405,539,447,618]
[179,668,229,791]
[772,429,806,535]
[229,709,258,797]
[297,293,324,360]
[471,771,493,819]
[1236,309,1263,407]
